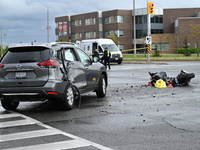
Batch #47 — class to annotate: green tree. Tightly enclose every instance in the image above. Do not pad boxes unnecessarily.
[0,45,9,58]
[153,44,161,57]
[182,37,191,56]
[108,34,120,45]
[58,38,66,42]
[189,24,200,57]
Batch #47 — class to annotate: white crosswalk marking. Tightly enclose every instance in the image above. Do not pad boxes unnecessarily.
[4,140,91,150]
[0,129,58,142]
[0,119,35,128]
[0,111,113,150]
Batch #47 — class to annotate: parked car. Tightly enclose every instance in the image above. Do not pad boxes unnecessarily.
[0,42,108,110]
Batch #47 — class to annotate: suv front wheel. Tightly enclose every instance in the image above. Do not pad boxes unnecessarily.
[1,99,19,110]
[96,74,107,98]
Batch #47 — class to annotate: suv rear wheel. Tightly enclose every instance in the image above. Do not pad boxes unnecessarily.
[1,99,19,110]
[60,85,75,110]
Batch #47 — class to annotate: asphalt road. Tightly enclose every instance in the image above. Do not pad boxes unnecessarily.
[1,61,200,150]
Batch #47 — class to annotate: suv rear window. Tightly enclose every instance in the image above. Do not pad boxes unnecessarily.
[1,46,51,64]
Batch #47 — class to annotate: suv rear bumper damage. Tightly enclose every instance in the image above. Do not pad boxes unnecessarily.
[0,80,66,101]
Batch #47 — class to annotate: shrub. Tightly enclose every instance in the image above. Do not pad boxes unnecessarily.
[177,48,198,56]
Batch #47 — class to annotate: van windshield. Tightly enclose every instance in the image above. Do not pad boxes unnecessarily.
[102,44,119,52]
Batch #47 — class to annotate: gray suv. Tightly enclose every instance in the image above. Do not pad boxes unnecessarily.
[0,43,107,110]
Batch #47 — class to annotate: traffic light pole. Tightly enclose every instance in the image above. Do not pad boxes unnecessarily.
[147,1,155,63]
[147,1,151,63]
[147,14,151,62]
[133,0,137,58]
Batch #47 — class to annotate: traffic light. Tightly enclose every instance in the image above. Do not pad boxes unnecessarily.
[147,44,151,54]
[148,2,154,15]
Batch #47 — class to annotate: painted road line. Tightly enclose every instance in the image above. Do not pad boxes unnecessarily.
[0,111,113,150]
[0,113,21,119]
[0,119,36,128]
[3,140,92,150]
[0,129,58,142]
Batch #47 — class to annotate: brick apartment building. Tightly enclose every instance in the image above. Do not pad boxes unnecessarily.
[55,9,132,51]
[55,7,200,54]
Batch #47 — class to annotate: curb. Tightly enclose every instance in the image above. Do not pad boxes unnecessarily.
[122,61,168,65]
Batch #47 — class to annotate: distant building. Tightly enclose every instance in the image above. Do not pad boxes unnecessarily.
[55,7,200,54]
[55,10,132,51]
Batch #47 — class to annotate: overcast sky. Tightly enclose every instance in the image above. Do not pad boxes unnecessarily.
[1,0,200,46]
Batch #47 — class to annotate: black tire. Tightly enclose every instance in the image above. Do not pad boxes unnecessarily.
[96,74,107,98]
[118,61,122,64]
[60,85,75,110]
[1,99,19,110]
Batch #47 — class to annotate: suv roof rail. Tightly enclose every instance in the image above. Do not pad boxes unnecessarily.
[14,43,51,48]
[50,42,76,46]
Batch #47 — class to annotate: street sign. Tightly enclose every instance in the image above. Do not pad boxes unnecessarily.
[146,36,152,44]
[147,44,152,54]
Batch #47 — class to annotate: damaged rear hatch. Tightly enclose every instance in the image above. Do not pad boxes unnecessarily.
[0,46,51,87]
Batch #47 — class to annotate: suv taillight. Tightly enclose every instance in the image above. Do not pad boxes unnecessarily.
[37,60,60,68]
[0,63,4,68]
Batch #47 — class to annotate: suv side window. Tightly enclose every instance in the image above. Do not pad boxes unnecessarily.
[64,48,77,61]
[75,48,92,64]
[54,48,77,61]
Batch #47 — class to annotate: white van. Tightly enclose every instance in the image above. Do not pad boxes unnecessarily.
[76,39,123,64]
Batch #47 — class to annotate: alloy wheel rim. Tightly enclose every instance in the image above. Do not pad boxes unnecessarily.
[67,87,74,106]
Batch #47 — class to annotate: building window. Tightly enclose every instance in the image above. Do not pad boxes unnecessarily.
[85,32,90,38]
[105,31,111,37]
[99,31,103,38]
[136,30,143,38]
[71,33,76,40]
[152,43,169,51]
[115,16,124,23]
[93,32,96,38]
[93,18,96,24]
[85,19,90,25]
[71,20,76,26]
[79,33,82,39]
[105,17,111,24]
[99,18,102,24]
[136,16,143,24]
[119,44,124,50]
[151,29,163,34]
[79,20,82,26]
[151,15,163,23]
[58,22,68,36]
[115,30,124,37]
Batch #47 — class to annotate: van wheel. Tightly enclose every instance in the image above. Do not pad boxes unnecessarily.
[1,99,19,110]
[96,74,107,98]
[118,61,122,64]
[60,85,75,110]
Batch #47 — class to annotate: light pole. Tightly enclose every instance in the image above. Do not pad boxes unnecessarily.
[33,4,51,43]
[0,25,2,57]
[3,33,7,46]
[133,0,137,58]
[147,0,151,62]
[147,0,150,36]
[46,9,50,43]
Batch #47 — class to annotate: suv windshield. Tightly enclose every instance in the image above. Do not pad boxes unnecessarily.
[1,46,51,64]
